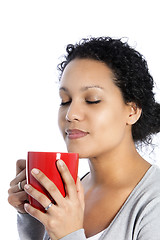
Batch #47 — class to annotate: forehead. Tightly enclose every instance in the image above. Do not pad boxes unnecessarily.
[60,59,116,91]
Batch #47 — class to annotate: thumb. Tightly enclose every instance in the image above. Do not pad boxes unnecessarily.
[76,177,85,210]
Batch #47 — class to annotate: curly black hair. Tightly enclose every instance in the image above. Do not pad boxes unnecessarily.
[58,37,160,144]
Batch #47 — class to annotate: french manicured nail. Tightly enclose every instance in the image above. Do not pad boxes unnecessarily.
[58,160,64,167]
[24,203,29,209]
[24,184,30,190]
[32,168,40,175]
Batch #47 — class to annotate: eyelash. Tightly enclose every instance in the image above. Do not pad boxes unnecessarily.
[60,101,71,106]
[60,100,101,106]
[86,100,101,104]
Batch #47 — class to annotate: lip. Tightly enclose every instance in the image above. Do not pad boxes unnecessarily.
[65,129,89,140]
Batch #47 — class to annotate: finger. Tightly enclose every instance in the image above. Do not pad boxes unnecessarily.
[24,202,47,225]
[19,179,27,191]
[8,191,28,207]
[76,177,85,210]
[8,179,27,194]
[30,169,64,206]
[10,169,26,187]
[24,184,56,212]
[57,160,77,200]
[16,203,28,213]
[16,159,26,175]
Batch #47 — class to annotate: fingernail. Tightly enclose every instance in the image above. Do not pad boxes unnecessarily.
[24,184,30,190]
[24,203,29,209]
[31,168,40,175]
[58,160,64,167]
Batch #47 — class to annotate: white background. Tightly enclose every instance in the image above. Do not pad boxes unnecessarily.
[0,0,160,239]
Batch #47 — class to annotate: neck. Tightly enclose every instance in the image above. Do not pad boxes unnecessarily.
[88,140,150,189]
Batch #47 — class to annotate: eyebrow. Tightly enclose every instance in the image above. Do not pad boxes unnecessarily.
[59,85,104,92]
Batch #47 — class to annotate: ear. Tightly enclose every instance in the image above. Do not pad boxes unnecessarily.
[126,102,142,125]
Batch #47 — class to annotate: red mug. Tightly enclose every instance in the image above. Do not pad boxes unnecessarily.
[27,151,79,212]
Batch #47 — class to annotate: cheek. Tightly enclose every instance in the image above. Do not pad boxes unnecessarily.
[92,107,126,141]
[58,110,65,136]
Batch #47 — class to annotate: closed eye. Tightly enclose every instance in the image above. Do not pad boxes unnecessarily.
[60,101,71,106]
[60,100,101,106]
[86,100,101,104]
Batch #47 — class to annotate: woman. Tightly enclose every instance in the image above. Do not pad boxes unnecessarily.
[8,37,160,240]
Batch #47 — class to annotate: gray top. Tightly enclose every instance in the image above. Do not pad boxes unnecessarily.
[17,164,160,240]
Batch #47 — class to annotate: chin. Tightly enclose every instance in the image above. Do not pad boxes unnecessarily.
[66,145,93,159]
[66,144,83,155]
[65,137,99,158]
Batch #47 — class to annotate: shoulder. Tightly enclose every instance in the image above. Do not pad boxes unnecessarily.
[141,164,160,196]
[125,164,160,218]
[129,164,160,219]
[136,166,160,240]
[117,165,160,239]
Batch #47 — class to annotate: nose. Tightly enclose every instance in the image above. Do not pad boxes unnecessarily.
[65,101,84,122]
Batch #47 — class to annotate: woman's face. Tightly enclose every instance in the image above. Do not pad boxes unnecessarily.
[58,59,131,158]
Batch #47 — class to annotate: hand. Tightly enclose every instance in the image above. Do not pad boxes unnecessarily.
[8,159,28,213]
[24,159,85,240]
